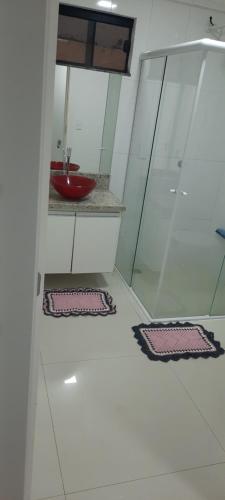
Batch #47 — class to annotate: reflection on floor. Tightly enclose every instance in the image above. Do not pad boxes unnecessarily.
[32,270,225,500]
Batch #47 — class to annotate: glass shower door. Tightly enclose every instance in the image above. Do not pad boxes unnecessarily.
[153,169,225,318]
[116,57,166,284]
[133,48,225,319]
[153,49,225,318]
[132,50,205,317]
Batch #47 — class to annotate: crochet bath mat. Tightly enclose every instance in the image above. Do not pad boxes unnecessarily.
[132,322,224,362]
[43,288,116,317]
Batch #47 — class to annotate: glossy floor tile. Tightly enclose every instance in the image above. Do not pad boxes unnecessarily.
[35,271,225,498]
[44,356,225,494]
[31,367,64,500]
[171,318,225,449]
[41,272,143,364]
[66,463,225,500]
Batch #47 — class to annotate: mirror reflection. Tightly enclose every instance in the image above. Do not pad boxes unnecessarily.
[51,65,122,174]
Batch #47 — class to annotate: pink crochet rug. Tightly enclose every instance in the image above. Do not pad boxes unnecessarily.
[43,288,116,317]
[132,322,224,362]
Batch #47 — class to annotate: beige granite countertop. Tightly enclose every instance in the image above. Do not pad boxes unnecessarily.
[49,187,125,214]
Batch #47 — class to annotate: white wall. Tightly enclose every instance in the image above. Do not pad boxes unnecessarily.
[110,0,225,200]
[64,0,225,196]
[67,67,109,172]
[0,1,58,499]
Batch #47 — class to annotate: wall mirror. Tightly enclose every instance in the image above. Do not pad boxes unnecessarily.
[51,65,122,174]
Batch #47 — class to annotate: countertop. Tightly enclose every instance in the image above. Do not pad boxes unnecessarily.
[49,187,126,214]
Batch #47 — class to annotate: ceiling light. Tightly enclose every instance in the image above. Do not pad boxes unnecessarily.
[97,1,118,9]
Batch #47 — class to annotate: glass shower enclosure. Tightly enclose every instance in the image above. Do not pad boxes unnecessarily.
[117,39,225,319]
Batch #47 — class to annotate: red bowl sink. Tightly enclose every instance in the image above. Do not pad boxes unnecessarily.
[51,174,96,200]
[50,161,80,172]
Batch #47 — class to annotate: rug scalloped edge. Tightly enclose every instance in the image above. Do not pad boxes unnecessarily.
[132,321,225,362]
[43,287,116,317]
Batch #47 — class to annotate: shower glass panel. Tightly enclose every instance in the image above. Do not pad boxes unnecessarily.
[131,50,205,317]
[211,124,225,317]
[153,50,225,318]
[117,40,225,319]
[116,57,166,284]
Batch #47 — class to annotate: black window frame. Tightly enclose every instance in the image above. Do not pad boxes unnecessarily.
[57,3,135,75]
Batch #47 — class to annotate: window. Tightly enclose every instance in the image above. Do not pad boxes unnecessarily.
[57,4,134,74]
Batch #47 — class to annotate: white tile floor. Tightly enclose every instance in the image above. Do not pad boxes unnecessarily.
[32,271,225,500]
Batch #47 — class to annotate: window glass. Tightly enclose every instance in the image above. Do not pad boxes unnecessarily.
[93,23,130,71]
[57,4,134,74]
[57,16,88,65]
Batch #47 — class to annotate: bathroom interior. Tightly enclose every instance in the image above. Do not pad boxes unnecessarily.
[33,1,225,499]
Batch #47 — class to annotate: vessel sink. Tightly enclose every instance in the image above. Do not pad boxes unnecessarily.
[51,174,96,200]
[50,161,80,172]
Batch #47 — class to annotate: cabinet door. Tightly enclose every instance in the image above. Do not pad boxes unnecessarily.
[72,215,121,273]
[46,215,75,273]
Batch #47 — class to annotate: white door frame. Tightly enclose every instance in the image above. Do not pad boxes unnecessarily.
[23,2,59,499]
[0,1,59,498]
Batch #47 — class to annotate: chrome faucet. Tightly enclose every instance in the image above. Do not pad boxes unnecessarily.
[63,147,72,176]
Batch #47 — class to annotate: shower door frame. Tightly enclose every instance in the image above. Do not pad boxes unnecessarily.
[127,38,225,322]
[140,38,225,61]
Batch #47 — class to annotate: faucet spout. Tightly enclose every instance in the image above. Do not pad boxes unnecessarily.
[65,146,72,176]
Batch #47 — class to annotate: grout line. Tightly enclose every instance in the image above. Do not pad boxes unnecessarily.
[169,364,225,454]
[41,365,67,498]
[64,460,225,496]
[36,495,65,500]
[42,353,142,366]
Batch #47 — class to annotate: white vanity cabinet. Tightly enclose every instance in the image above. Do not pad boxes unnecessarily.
[46,214,75,273]
[72,213,121,274]
[46,212,121,274]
